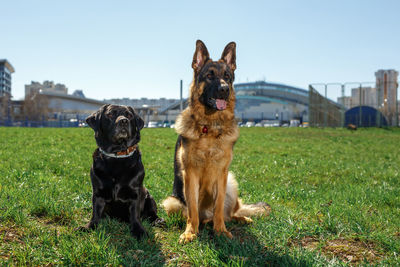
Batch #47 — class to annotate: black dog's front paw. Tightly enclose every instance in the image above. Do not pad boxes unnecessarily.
[152,217,166,228]
[131,226,148,239]
[75,226,90,232]
[75,222,97,232]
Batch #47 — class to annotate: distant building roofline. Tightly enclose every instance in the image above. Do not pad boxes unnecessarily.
[234,81,308,95]
[0,59,15,73]
[38,90,106,105]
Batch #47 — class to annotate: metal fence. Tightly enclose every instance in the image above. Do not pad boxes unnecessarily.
[309,81,399,127]
[0,119,82,128]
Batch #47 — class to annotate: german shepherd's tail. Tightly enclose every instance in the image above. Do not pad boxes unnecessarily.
[162,172,271,220]
[234,199,271,217]
[162,195,188,218]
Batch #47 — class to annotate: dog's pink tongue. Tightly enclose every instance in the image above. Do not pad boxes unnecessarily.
[216,99,227,110]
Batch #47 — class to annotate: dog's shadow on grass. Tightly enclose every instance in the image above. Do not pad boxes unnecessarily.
[92,218,166,266]
[192,220,305,266]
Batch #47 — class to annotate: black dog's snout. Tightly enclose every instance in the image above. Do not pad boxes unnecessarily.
[116,116,129,126]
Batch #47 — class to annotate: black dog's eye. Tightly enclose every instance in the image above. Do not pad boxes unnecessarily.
[224,71,230,80]
[107,113,113,119]
[207,71,214,80]
[126,113,133,119]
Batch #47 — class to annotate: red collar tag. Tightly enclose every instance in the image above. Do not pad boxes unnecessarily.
[202,126,208,134]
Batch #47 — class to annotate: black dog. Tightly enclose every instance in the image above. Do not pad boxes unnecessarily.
[83,104,162,239]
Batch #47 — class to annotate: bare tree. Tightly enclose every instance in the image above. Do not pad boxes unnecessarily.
[0,95,11,121]
[23,92,51,121]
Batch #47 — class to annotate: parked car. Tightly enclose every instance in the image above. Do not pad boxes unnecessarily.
[263,120,280,127]
[147,121,158,128]
[290,119,300,127]
[245,121,255,127]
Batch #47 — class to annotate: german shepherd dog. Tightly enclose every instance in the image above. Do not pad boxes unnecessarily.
[162,40,270,243]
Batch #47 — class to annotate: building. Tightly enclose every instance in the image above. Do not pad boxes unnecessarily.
[234,81,309,122]
[0,59,15,97]
[106,97,179,110]
[23,80,104,121]
[351,87,377,108]
[338,87,378,109]
[160,81,311,123]
[37,90,105,120]
[25,80,68,96]
[337,96,352,109]
[375,69,399,125]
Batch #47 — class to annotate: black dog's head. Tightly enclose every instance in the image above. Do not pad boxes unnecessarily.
[86,104,144,153]
[191,40,236,111]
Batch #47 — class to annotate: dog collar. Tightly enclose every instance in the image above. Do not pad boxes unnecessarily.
[99,144,138,158]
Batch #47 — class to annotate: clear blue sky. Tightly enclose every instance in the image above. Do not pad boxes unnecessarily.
[2,0,399,101]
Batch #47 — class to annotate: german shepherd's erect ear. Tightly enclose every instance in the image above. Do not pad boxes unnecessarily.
[192,40,210,73]
[220,42,236,71]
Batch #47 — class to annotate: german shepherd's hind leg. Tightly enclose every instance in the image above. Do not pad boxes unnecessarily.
[213,169,233,239]
[224,172,253,224]
[179,168,200,244]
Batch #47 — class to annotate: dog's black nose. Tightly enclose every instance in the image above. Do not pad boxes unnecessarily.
[116,116,129,126]
[218,84,229,94]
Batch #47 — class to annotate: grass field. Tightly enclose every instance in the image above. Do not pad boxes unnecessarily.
[0,127,399,266]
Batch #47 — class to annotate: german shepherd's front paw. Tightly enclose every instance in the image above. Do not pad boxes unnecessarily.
[214,223,233,239]
[215,229,233,239]
[179,232,197,244]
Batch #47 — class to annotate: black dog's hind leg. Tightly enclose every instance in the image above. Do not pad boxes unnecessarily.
[129,189,147,239]
[86,195,106,229]
[141,189,165,226]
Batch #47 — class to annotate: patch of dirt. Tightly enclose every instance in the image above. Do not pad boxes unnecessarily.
[297,236,320,250]
[291,236,384,264]
[0,224,25,261]
[46,215,72,226]
[322,238,382,264]
[0,225,24,244]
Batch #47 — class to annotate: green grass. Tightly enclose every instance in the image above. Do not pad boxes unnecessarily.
[0,127,399,266]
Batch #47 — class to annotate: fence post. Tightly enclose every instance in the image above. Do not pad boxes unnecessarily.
[376,80,381,127]
[359,84,362,127]
[341,84,345,127]
[396,81,399,127]
[324,84,328,127]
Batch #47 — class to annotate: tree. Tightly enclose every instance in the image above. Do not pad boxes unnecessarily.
[22,92,51,121]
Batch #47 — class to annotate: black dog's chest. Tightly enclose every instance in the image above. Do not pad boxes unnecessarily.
[97,177,140,203]
[106,181,138,203]
[92,156,144,203]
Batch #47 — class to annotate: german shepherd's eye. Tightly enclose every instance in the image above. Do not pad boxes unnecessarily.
[207,71,215,80]
[224,71,230,80]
